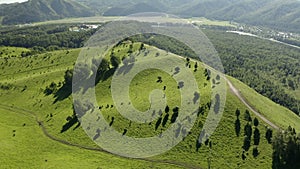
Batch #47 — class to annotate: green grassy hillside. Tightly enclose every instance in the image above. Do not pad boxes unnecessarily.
[228,77,300,132]
[1,43,299,168]
[0,46,30,58]
[0,107,182,169]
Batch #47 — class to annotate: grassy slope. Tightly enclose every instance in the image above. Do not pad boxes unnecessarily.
[0,109,181,169]
[0,44,297,168]
[228,76,300,131]
[0,46,30,58]
[0,47,182,169]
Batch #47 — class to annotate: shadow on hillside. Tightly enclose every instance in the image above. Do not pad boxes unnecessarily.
[96,68,116,83]
[61,115,80,133]
[53,84,72,104]
[53,64,134,104]
[116,63,134,76]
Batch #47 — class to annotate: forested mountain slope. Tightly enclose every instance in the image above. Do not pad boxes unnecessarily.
[76,0,300,33]
[0,0,93,25]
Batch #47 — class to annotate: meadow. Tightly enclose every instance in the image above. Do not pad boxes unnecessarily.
[1,42,299,168]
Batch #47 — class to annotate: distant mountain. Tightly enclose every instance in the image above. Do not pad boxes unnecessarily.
[237,0,300,33]
[76,0,300,33]
[183,0,268,19]
[185,0,300,33]
[1,0,300,33]
[0,0,94,25]
[103,2,162,16]
[181,0,300,33]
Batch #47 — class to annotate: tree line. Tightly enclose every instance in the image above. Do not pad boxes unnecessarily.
[0,24,98,52]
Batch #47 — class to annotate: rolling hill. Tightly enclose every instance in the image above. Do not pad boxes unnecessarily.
[0,7,299,167]
[1,40,300,168]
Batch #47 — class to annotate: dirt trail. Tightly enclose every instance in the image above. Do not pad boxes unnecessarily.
[0,103,201,169]
[153,46,281,131]
[225,78,280,130]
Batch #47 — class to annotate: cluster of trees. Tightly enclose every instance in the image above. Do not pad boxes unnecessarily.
[0,24,98,52]
[44,69,73,103]
[235,109,263,159]
[272,127,300,169]
[0,83,12,90]
[129,34,197,60]
[242,110,260,153]
[46,42,143,102]
[44,82,59,95]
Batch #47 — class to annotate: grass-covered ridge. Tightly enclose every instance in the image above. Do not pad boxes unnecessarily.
[0,43,299,168]
[228,76,300,132]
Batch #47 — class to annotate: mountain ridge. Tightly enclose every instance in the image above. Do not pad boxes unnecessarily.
[1,0,299,33]
[78,0,300,33]
[0,0,94,25]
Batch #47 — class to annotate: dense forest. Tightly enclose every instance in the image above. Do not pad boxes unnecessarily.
[0,24,98,52]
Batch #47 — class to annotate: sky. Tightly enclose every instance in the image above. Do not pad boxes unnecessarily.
[0,0,27,4]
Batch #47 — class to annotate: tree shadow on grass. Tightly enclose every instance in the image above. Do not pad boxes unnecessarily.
[235,118,241,137]
[60,115,79,133]
[53,84,72,104]
[53,62,135,104]
[96,68,115,83]
[116,63,134,76]
[53,68,115,104]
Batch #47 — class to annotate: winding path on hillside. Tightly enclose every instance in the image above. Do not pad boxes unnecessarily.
[0,103,201,169]
[225,78,280,130]
[169,45,281,131]
[154,46,281,131]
